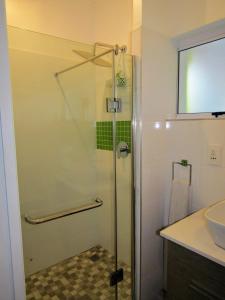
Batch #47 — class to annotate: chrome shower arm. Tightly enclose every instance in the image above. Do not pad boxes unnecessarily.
[94,42,114,55]
[55,48,113,77]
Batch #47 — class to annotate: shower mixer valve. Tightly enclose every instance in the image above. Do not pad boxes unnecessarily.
[117,141,129,158]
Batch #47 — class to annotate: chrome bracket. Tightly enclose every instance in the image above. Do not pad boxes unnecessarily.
[106,98,122,113]
[110,268,124,286]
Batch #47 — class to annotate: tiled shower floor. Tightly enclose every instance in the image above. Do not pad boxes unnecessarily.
[26,245,131,300]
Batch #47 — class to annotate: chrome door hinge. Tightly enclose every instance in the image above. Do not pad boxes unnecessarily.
[106,98,122,113]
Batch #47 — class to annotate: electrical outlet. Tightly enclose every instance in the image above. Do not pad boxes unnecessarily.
[207,144,222,166]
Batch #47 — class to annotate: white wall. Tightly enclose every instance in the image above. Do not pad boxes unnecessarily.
[205,0,225,24]
[93,0,133,51]
[6,0,95,43]
[0,102,15,299]
[142,0,206,37]
[0,1,25,299]
[0,6,14,294]
[140,1,225,299]
[141,28,177,300]
[6,0,133,51]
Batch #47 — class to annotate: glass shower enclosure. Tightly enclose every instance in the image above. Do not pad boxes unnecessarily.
[8,26,134,300]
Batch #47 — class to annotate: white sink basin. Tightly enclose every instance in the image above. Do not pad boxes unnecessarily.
[205,200,225,249]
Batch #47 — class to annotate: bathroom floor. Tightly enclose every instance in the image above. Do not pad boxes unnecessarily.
[26,245,131,300]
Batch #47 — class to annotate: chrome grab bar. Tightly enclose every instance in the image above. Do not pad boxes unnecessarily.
[24,198,103,225]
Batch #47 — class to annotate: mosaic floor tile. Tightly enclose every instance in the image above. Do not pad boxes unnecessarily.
[26,246,131,300]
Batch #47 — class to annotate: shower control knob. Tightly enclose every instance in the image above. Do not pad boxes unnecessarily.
[117,141,129,159]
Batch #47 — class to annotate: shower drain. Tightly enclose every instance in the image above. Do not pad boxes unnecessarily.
[89,254,100,262]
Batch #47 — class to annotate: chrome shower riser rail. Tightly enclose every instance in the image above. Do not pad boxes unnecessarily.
[24,198,103,225]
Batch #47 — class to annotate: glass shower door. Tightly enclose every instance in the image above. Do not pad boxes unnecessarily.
[57,50,134,300]
[57,50,118,299]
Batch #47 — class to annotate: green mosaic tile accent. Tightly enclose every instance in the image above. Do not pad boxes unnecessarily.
[96,120,132,152]
[96,121,113,151]
[116,121,132,152]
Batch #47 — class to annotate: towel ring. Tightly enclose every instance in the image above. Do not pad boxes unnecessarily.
[172,160,192,186]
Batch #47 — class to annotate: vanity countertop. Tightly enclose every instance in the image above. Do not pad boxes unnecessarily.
[160,208,225,267]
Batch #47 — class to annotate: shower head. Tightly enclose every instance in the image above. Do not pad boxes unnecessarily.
[72,49,112,68]
[55,44,126,77]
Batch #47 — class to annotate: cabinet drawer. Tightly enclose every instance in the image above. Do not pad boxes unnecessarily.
[187,280,224,300]
[167,241,225,300]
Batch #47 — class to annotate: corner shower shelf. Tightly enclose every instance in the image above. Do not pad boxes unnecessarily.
[24,198,103,225]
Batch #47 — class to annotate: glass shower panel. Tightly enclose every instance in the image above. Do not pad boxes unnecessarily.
[8,26,117,299]
[55,62,97,208]
[8,26,96,221]
[55,53,117,298]
[115,53,133,300]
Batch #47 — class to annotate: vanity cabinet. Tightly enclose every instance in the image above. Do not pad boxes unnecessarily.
[166,241,225,300]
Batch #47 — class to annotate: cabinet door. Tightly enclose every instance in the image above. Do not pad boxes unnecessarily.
[188,280,224,300]
[167,242,225,300]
